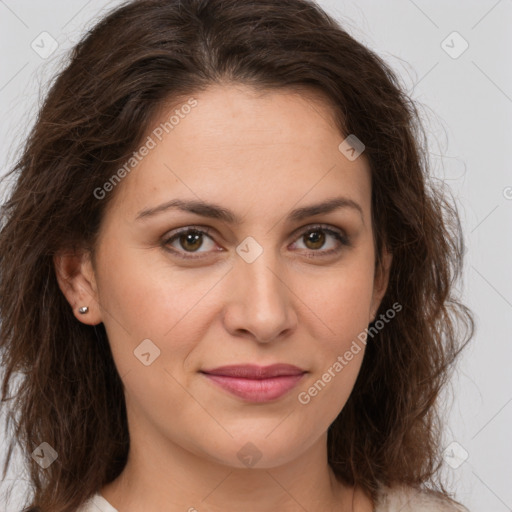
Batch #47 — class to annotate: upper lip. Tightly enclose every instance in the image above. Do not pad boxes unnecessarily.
[200,364,306,379]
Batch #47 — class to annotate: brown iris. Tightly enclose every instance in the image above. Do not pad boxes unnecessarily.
[303,230,325,250]
[179,231,203,252]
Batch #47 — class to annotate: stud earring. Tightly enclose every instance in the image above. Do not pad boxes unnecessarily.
[78,306,89,314]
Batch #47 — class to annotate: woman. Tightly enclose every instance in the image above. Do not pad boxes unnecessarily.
[0,0,474,510]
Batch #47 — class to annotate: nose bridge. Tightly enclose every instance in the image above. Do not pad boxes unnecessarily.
[225,238,295,341]
[240,240,287,306]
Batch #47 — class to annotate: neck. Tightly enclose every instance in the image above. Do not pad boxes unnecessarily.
[101,424,357,511]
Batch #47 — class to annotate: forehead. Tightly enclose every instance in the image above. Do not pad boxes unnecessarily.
[105,84,371,222]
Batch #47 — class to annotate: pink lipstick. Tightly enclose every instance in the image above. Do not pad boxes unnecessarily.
[200,364,306,402]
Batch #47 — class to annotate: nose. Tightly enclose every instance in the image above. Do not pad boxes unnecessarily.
[222,250,297,344]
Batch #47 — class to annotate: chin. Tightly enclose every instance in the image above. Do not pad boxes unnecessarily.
[199,430,316,470]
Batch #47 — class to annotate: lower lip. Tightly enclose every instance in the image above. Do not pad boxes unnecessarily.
[202,373,305,402]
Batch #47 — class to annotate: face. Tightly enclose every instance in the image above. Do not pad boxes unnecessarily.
[57,84,391,470]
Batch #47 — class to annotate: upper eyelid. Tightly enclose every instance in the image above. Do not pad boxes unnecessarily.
[289,223,345,237]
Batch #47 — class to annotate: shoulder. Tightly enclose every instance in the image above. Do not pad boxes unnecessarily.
[374,484,470,512]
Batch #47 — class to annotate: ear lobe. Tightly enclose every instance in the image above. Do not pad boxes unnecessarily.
[53,249,102,325]
[369,248,393,323]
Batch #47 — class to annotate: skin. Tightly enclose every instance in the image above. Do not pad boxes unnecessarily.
[55,83,392,512]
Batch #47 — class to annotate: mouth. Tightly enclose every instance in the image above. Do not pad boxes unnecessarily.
[200,364,307,402]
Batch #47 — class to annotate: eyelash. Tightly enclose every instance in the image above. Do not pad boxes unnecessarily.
[162,224,351,260]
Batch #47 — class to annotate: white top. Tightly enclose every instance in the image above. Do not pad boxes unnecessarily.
[77,484,469,511]
[374,484,469,511]
[78,493,118,512]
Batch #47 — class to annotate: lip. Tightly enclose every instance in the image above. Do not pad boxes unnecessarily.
[200,364,307,402]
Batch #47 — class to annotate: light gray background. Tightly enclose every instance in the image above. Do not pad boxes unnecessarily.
[1,1,511,511]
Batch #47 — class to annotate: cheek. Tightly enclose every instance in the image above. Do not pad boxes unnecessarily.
[95,242,225,372]
[293,258,374,403]
[299,261,375,342]
[96,241,189,332]
[295,278,370,424]
[93,243,175,361]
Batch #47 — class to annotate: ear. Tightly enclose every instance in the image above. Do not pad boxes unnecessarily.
[53,248,103,326]
[369,248,393,323]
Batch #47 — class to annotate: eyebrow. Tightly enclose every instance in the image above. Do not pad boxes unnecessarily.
[135,196,364,225]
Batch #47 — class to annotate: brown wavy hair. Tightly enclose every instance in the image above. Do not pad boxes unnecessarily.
[0,0,474,510]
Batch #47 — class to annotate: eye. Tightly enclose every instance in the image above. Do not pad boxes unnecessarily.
[289,224,351,258]
[162,226,218,259]
[162,224,351,260]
